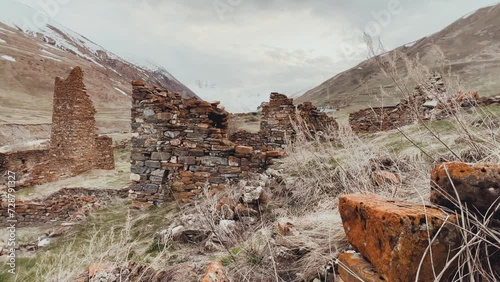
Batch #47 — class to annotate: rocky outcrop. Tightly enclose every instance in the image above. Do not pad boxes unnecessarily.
[338,194,460,282]
[430,162,500,217]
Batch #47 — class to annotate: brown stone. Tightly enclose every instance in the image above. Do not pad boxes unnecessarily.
[131,80,145,86]
[277,222,294,236]
[201,262,228,282]
[235,146,254,156]
[339,194,460,282]
[431,162,500,216]
[338,252,385,282]
[266,150,286,158]
[373,171,400,186]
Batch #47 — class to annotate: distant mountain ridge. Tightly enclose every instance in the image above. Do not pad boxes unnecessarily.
[0,0,197,128]
[296,4,500,111]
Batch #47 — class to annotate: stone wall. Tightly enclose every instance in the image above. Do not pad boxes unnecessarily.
[130,84,337,204]
[0,149,50,187]
[130,82,275,204]
[260,93,337,148]
[260,93,297,149]
[349,106,411,133]
[349,75,500,133]
[95,136,115,170]
[228,130,264,151]
[1,67,116,188]
[0,188,128,227]
[50,66,99,175]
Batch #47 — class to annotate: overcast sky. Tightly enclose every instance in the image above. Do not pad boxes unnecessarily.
[16,0,500,112]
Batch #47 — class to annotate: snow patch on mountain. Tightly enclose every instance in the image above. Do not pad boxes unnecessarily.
[1,54,16,62]
[40,54,61,62]
[114,87,128,97]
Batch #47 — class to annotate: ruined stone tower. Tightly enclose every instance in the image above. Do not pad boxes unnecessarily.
[50,66,99,175]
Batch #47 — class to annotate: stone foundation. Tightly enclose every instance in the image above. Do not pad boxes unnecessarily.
[0,188,128,227]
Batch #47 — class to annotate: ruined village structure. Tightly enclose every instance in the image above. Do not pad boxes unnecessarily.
[0,67,114,188]
[130,82,336,204]
[349,74,500,133]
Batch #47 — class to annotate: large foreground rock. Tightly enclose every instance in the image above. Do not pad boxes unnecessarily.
[431,162,500,216]
[339,194,460,282]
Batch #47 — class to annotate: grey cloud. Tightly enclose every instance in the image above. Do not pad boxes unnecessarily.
[16,0,500,112]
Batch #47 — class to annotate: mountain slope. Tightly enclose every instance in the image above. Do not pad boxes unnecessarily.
[296,4,500,111]
[0,1,197,130]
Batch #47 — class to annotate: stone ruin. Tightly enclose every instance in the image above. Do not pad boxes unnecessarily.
[251,93,338,150]
[130,84,336,204]
[0,67,115,187]
[338,161,500,281]
[349,74,500,133]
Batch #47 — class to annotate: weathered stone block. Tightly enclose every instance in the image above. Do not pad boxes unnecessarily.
[144,184,159,193]
[179,156,197,165]
[145,161,161,168]
[131,166,147,174]
[130,174,141,182]
[199,156,228,166]
[339,194,460,282]
[201,262,228,282]
[431,162,500,216]
[144,109,155,118]
[131,153,147,161]
[235,146,253,156]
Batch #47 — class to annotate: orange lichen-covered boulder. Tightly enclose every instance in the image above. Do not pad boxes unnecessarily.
[430,162,500,216]
[201,261,228,282]
[339,194,460,282]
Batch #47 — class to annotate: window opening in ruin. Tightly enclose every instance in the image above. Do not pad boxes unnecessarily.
[208,112,226,129]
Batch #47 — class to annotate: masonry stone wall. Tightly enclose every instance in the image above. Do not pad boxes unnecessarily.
[0,188,128,227]
[260,93,297,149]
[130,82,276,204]
[131,84,337,204]
[349,75,500,133]
[0,149,50,187]
[1,67,115,188]
[95,136,115,170]
[260,93,338,148]
[228,130,264,151]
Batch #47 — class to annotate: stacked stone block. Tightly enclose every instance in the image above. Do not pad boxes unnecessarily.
[95,136,115,169]
[297,101,339,133]
[130,82,271,204]
[2,67,115,188]
[260,93,297,149]
[229,130,264,151]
